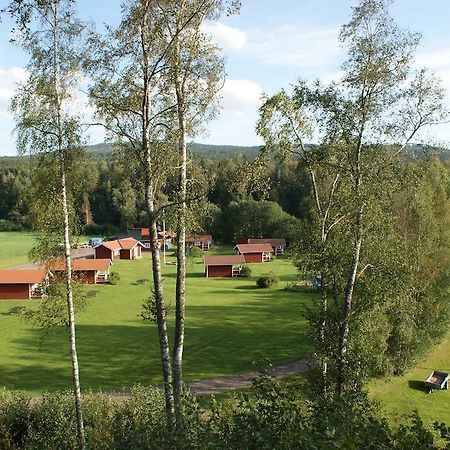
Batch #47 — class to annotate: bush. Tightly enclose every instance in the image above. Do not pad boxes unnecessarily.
[241,265,252,278]
[256,272,279,288]
[188,246,204,258]
[0,220,23,232]
[83,222,118,237]
[107,271,120,285]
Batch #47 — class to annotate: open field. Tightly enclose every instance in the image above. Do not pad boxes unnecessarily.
[0,235,314,395]
[371,332,450,426]
[0,232,36,268]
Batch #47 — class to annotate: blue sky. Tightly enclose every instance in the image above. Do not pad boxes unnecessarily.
[0,0,449,156]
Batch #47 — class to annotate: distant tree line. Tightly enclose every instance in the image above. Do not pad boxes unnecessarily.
[0,149,311,241]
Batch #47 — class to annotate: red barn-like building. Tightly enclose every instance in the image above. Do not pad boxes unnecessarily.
[0,268,48,300]
[204,255,245,278]
[95,238,143,261]
[47,259,111,284]
[247,238,287,256]
[234,243,272,263]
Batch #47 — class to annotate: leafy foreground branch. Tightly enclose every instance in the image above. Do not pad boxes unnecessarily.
[0,377,448,450]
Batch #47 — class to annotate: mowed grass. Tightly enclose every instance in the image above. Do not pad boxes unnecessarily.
[370,333,450,426]
[0,235,314,395]
[0,232,36,268]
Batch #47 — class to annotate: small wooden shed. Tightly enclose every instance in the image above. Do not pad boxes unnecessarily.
[234,243,273,263]
[0,268,48,300]
[247,238,287,256]
[204,255,246,278]
[47,259,111,284]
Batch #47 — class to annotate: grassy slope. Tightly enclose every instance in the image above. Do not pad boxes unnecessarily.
[370,332,450,426]
[0,237,314,395]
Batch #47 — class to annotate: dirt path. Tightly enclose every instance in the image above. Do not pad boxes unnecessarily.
[187,358,312,396]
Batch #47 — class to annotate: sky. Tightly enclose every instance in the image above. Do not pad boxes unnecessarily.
[0,0,449,156]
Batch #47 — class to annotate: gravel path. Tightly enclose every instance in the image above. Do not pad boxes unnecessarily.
[187,358,312,396]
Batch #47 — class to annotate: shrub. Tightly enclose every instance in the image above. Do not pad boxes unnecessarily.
[241,265,252,278]
[0,220,23,232]
[83,222,118,236]
[256,272,279,288]
[107,271,120,285]
[188,246,204,258]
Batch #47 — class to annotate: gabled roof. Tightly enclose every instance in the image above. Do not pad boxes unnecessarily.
[117,237,143,250]
[247,238,286,247]
[0,268,47,284]
[98,240,122,251]
[97,238,143,251]
[47,259,111,272]
[186,234,212,243]
[204,255,245,266]
[235,243,273,254]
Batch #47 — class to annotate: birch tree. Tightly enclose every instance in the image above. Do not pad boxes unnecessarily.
[86,0,236,425]
[258,0,447,396]
[3,0,87,447]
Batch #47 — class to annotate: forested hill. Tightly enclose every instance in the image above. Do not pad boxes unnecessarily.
[2,142,449,162]
[85,142,264,159]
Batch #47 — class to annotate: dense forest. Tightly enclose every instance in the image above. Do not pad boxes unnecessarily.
[0,143,310,241]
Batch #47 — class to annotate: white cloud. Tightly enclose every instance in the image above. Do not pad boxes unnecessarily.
[220,78,263,113]
[415,48,450,70]
[0,66,27,107]
[201,22,247,50]
[247,25,342,70]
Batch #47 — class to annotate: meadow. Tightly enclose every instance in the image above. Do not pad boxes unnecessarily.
[0,235,313,395]
[371,332,450,426]
[0,232,448,430]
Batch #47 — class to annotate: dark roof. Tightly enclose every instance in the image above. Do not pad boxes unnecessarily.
[0,268,47,284]
[247,238,286,247]
[186,234,212,243]
[235,243,273,254]
[204,255,245,266]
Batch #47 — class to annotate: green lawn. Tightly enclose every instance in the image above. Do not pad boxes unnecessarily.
[0,232,36,268]
[370,333,450,426]
[0,236,314,395]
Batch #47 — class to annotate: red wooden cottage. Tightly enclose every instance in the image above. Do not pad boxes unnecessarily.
[117,237,144,259]
[204,255,245,278]
[0,268,48,300]
[186,234,213,251]
[94,238,143,261]
[47,259,111,284]
[247,238,287,256]
[234,243,273,263]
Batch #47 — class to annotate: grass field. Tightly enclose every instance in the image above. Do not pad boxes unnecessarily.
[371,332,450,426]
[0,236,314,395]
[0,232,36,268]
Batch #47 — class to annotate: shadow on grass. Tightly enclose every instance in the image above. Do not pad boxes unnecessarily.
[235,285,258,290]
[408,380,427,392]
[163,271,204,279]
[2,291,313,394]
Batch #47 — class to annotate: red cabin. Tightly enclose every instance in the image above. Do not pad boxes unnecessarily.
[234,243,272,263]
[204,255,245,278]
[186,234,213,251]
[94,238,143,261]
[247,238,287,256]
[0,268,48,299]
[47,259,111,284]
